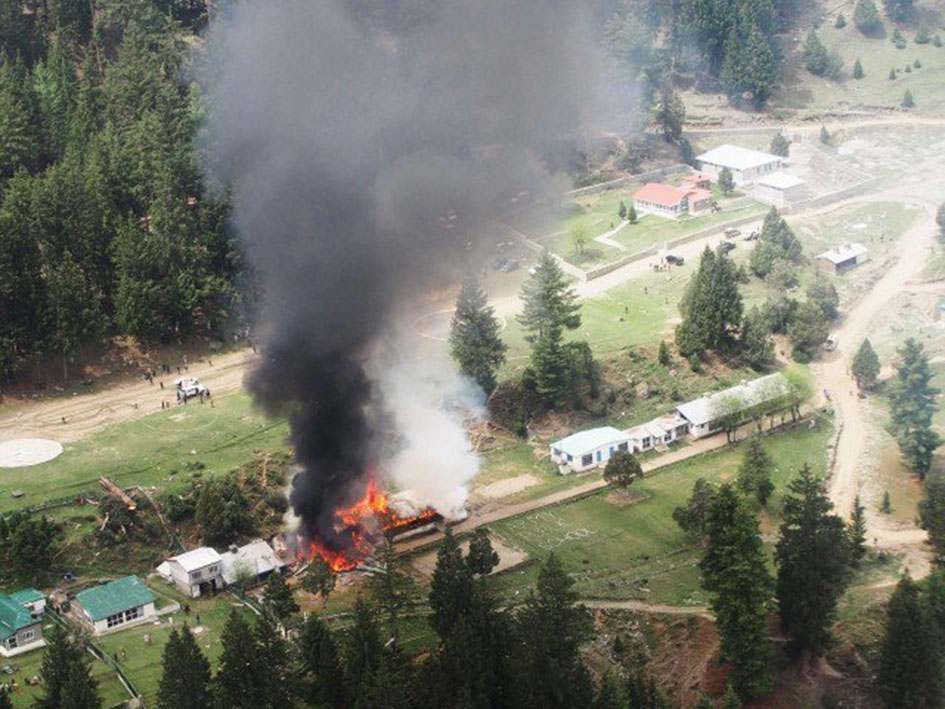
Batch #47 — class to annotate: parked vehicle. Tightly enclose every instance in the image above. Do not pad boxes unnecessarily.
[824,334,838,352]
[665,253,685,265]
[719,240,736,254]
[175,377,210,402]
[744,229,760,241]
[723,227,741,238]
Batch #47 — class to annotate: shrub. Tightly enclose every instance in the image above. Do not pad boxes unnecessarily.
[688,353,701,372]
[804,30,830,75]
[820,125,831,144]
[905,63,912,72]
[853,58,864,78]
[902,89,915,107]
[835,13,847,28]
[916,26,931,44]
[892,29,907,48]
[889,67,898,79]
[914,58,922,68]
[934,35,943,47]
[854,0,882,33]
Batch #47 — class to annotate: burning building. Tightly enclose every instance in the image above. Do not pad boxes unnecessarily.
[204,0,604,567]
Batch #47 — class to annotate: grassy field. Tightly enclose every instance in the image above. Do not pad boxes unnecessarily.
[778,7,945,114]
[487,416,835,606]
[0,391,289,513]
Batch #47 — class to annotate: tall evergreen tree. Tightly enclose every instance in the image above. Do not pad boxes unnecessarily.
[848,495,868,567]
[803,30,830,75]
[883,0,914,21]
[0,61,40,180]
[775,465,851,659]
[769,133,790,157]
[428,528,473,638]
[156,626,212,709]
[466,527,500,576]
[718,166,735,195]
[854,0,882,32]
[366,540,413,629]
[262,572,299,624]
[254,612,293,708]
[36,625,96,709]
[213,610,261,709]
[700,484,773,698]
[449,275,507,395]
[676,246,743,356]
[877,575,943,708]
[345,597,384,696]
[298,614,348,708]
[889,338,942,479]
[740,307,774,370]
[919,476,945,566]
[720,16,778,107]
[653,81,685,142]
[738,438,775,507]
[851,338,881,390]
[673,477,716,540]
[518,250,582,406]
[749,206,802,277]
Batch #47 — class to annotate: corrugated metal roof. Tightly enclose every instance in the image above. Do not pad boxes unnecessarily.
[220,540,285,585]
[552,427,629,457]
[0,594,35,640]
[9,588,44,604]
[633,183,688,207]
[696,144,782,171]
[676,374,789,427]
[168,547,223,572]
[75,576,156,621]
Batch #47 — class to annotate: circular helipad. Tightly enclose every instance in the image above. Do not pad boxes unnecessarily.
[0,438,64,467]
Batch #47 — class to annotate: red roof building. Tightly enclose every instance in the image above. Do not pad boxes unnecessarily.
[632,183,689,217]
[681,174,711,189]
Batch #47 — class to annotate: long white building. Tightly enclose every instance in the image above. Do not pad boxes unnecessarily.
[696,144,783,185]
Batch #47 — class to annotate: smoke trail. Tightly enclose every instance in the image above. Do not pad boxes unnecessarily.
[204,0,603,553]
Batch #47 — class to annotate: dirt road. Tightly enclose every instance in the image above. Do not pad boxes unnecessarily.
[0,348,258,443]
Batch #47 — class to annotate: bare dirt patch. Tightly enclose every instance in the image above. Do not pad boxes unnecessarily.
[475,474,539,499]
[0,438,64,467]
[604,490,647,506]
[411,536,528,577]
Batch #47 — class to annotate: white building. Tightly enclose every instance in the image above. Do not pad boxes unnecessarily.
[73,576,157,636]
[696,144,784,186]
[220,540,285,587]
[157,547,225,598]
[0,590,45,657]
[627,414,691,453]
[753,172,807,207]
[676,374,790,439]
[549,426,632,474]
[816,243,869,275]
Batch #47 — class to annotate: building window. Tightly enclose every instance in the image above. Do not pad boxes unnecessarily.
[618,442,628,451]
[8,635,17,649]
[192,570,202,579]
[21,629,35,642]
[124,607,141,623]
[106,612,125,628]
[664,433,672,443]
[581,454,593,467]
[642,436,651,448]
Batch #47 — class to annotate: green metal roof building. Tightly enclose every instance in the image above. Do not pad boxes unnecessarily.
[0,589,45,657]
[74,576,157,635]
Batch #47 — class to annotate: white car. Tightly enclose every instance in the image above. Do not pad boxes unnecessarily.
[174,377,210,402]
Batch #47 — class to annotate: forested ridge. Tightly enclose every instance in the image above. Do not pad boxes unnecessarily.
[0,0,239,381]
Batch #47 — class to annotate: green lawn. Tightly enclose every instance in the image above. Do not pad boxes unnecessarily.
[6,622,130,708]
[487,417,834,605]
[0,390,289,513]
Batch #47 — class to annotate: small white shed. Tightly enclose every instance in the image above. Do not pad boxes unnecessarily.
[754,172,807,206]
[549,427,632,475]
[157,547,225,598]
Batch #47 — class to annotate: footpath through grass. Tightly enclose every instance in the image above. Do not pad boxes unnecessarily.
[488,417,834,606]
[0,391,289,513]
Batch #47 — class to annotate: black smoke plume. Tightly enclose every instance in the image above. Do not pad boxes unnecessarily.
[204,0,603,553]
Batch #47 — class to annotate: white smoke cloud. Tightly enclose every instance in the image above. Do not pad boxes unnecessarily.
[369,343,484,521]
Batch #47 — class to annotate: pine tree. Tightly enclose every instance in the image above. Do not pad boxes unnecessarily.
[654,81,685,142]
[835,13,847,28]
[807,281,839,320]
[853,58,864,78]
[820,125,831,144]
[919,476,945,565]
[775,465,852,658]
[658,340,671,366]
[60,661,102,709]
[804,30,830,75]
[719,16,779,108]
[700,484,773,698]
[345,596,383,693]
[673,478,716,540]
[254,612,293,708]
[262,572,299,624]
[738,438,775,507]
[0,61,40,179]
[429,528,474,639]
[466,527,500,576]
[618,200,627,220]
[36,625,96,709]
[298,615,348,708]
[889,338,942,479]
[213,610,262,709]
[769,133,790,157]
[882,490,892,514]
[366,539,413,627]
[676,246,743,356]
[854,0,882,33]
[849,495,868,567]
[518,251,582,406]
[449,275,507,395]
[740,307,774,370]
[788,301,829,362]
[851,338,881,390]
[902,89,915,107]
[749,206,803,278]
[627,203,638,223]
[877,575,943,707]
[718,167,735,195]
[884,0,914,21]
[603,450,644,489]
[156,626,211,709]
[595,672,628,709]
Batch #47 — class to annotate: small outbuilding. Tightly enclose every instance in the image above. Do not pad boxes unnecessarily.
[157,547,225,598]
[73,576,157,635]
[816,243,869,275]
[696,144,783,186]
[220,540,285,587]
[754,172,807,207]
[550,427,632,475]
[681,174,711,190]
[0,590,45,656]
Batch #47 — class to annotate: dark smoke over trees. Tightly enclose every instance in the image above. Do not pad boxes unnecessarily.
[203,0,604,553]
